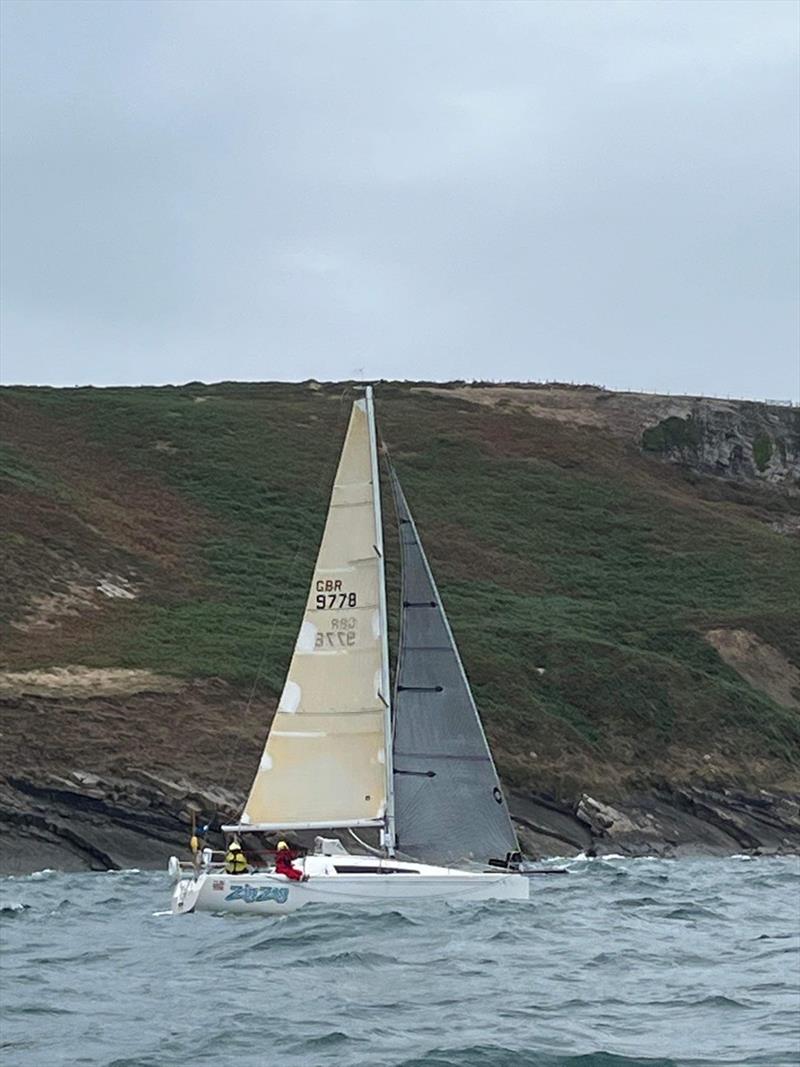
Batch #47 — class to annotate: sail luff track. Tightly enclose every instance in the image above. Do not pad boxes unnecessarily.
[365,385,396,854]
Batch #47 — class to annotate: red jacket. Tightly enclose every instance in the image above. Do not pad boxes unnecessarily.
[275,851,303,881]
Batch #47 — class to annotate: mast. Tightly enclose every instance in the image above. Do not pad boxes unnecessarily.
[365,385,396,856]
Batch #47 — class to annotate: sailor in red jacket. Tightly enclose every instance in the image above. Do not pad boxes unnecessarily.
[274,840,307,881]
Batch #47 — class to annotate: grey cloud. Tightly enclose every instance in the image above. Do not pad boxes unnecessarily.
[1,0,797,397]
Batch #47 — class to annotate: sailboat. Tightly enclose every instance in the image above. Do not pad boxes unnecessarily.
[169,387,529,913]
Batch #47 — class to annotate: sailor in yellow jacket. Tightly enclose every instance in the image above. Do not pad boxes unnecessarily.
[224,840,248,875]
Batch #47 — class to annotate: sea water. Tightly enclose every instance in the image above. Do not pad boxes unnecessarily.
[1,856,798,1067]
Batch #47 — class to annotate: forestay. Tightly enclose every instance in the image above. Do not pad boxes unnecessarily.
[237,396,390,831]
[390,471,519,867]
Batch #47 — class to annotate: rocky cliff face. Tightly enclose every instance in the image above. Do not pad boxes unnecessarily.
[3,752,798,874]
[427,384,799,493]
[640,399,799,492]
[512,788,800,860]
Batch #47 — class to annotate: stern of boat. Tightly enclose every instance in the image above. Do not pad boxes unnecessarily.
[168,856,204,915]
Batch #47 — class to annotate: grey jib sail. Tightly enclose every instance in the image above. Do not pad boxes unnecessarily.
[390,470,519,867]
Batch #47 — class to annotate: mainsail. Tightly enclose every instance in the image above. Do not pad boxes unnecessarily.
[390,471,519,866]
[235,390,393,833]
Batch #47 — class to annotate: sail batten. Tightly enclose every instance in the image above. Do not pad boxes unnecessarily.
[390,470,519,867]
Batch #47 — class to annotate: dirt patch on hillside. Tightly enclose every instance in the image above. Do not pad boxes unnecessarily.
[0,666,184,699]
[419,385,700,439]
[422,385,611,427]
[705,629,800,710]
[10,570,139,633]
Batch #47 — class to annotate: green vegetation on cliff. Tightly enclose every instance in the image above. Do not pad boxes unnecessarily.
[753,433,773,472]
[641,414,702,454]
[1,381,798,799]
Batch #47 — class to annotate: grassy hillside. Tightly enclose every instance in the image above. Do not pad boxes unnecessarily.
[1,381,798,801]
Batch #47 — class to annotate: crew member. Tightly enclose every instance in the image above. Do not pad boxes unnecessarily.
[224,840,248,875]
[274,840,306,881]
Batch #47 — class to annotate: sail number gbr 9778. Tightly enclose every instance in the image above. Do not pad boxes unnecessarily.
[313,580,359,651]
[314,579,357,611]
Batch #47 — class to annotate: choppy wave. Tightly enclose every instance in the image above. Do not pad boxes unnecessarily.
[397,1051,682,1067]
[0,901,29,917]
[1,857,798,1067]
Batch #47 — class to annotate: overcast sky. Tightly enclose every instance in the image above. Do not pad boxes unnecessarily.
[1,0,798,398]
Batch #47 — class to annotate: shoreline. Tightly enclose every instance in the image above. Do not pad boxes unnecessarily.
[2,772,797,876]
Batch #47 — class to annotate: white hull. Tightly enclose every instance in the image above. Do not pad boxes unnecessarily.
[170,854,529,915]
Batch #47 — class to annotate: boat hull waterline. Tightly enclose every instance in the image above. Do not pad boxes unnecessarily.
[170,856,530,915]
